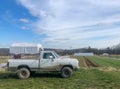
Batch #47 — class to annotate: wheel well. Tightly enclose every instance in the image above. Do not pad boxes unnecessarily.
[61,65,73,70]
[17,65,31,71]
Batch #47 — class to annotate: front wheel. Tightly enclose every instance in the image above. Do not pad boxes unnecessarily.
[17,68,30,79]
[61,67,73,78]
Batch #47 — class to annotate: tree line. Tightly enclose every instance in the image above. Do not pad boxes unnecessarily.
[0,43,120,56]
[45,43,120,55]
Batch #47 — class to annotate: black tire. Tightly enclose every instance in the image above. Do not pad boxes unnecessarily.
[61,67,73,78]
[17,68,30,79]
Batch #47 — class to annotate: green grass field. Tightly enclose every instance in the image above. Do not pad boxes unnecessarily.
[86,56,120,68]
[0,56,120,89]
[107,55,120,59]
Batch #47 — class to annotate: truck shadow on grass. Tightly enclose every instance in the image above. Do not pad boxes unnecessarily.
[31,72,61,78]
[0,72,61,79]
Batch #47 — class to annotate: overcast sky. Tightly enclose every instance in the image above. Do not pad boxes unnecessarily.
[0,0,120,49]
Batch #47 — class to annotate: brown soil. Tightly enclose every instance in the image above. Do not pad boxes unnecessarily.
[82,57,99,68]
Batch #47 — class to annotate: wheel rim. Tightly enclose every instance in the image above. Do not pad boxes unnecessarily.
[21,70,27,77]
[64,69,70,76]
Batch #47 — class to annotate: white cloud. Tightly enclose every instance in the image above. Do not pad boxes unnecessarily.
[18,0,120,48]
[89,0,120,6]
[19,18,29,23]
[21,26,29,30]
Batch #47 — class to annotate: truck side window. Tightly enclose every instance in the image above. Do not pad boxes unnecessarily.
[43,53,55,59]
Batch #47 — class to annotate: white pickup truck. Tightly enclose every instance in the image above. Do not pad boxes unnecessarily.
[7,51,79,79]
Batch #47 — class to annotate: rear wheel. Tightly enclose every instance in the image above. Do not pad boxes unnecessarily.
[17,68,30,79]
[61,67,73,78]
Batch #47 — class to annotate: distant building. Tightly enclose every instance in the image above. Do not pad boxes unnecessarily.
[74,52,94,56]
[10,43,43,54]
[102,53,109,56]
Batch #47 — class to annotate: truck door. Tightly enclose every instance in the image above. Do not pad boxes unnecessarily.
[40,52,58,71]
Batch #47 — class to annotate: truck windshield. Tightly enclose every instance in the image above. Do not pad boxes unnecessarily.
[54,52,60,58]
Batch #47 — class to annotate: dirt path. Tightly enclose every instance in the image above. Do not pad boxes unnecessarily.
[82,57,99,68]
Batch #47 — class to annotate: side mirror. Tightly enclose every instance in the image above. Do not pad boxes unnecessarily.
[49,56,54,61]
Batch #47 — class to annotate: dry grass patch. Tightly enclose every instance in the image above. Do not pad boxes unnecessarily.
[98,67,120,72]
[0,68,5,72]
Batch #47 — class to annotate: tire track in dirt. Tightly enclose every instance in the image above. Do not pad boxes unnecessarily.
[82,57,99,68]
